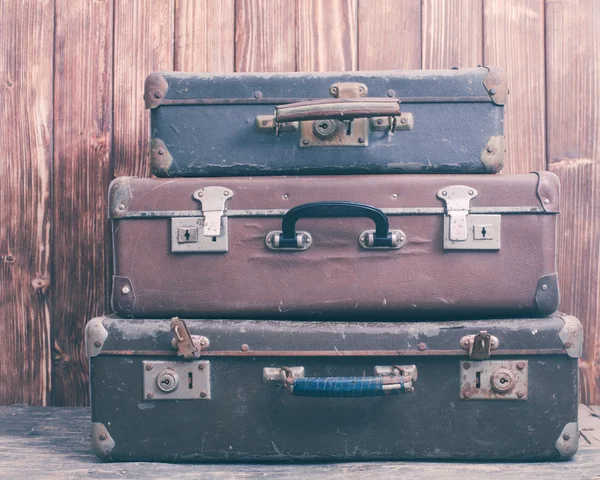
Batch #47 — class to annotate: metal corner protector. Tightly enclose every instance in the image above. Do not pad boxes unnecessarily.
[150,138,173,177]
[108,176,134,219]
[482,66,508,106]
[85,317,108,358]
[555,421,579,459]
[91,422,115,459]
[144,72,168,109]
[480,135,504,173]
[559,314,583,358]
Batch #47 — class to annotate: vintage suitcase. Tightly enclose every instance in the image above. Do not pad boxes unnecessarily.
[144,67,505,177]
[110,172,559,320]
[86,314,582,461]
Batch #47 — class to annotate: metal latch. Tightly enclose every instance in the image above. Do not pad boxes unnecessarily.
[171,317,209,359]
[171,186,233,253]
[143,360,211,400]
[460,360,528,401]
[437,185,501,250]
[460,331,499,360]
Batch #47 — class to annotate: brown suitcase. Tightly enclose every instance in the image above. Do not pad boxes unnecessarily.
[110,172,559,319]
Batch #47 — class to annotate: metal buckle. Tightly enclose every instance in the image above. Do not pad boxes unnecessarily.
[170,318,209,360]
[460,331,499,360]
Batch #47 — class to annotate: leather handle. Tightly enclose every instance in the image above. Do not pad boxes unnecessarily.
[275,98,401,123]
[291,376,412,397]
[279,201,394,248]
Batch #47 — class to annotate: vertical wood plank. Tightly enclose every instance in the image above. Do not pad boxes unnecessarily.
[53,0,114,406]
[297,0,357,71]
[0,0,53,406]
[422,0,483,68]
[546,0,600,405]
[483,0,545,174]
[113,0,174,178]
[235,0,296,72]
[175,0,235,71]
[358,0,421,70]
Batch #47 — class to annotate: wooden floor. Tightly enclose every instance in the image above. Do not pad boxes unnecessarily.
[0,406,599,479]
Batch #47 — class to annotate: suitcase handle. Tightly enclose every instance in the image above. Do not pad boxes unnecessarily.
[277,201,396,248]
[290,376,413,397]
[275,98,401,123]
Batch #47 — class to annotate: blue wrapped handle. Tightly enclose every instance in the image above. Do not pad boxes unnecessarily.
[291,376,405,398]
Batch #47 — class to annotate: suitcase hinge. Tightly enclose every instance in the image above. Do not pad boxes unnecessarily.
[437,185,501,250]
[171,186,233,253]
[460,331,499,360]
[170,317,209,359]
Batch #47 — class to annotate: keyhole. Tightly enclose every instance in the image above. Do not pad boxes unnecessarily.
[481,227,487,238]
[161,378,170,387]
[318,121,329,131]
[475,371,481,389]
[184,229,191,241]
[500,377,507,384]
[188,372,193,389]
[345,121,352,135]
[211,236,217,242]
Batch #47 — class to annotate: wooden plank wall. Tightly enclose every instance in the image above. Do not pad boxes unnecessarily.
[0,0,598,406]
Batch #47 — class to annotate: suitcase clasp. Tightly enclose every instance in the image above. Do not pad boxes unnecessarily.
[171,317,209,359]
[460,331,499,359]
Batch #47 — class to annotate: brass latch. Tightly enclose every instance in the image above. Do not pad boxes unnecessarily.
[460,331,499,360]
[171,317,209,359]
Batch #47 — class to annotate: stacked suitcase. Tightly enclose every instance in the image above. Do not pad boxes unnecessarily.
[86,67,582,461]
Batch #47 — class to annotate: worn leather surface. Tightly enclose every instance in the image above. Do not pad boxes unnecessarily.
[111,173,559,319]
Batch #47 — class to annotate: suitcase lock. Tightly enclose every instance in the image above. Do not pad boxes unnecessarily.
[438,186,501,250]
[171,186,233,253]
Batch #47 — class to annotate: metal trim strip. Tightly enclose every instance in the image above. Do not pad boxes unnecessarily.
[113,205,547,219]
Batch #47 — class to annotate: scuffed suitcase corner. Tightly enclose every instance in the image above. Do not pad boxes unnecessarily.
[85,316,109,358]
[144,72,168,109]
[480,135,504,173]
[555,422,579,460]
[91,422,115,460]
[108,176,134,219]
[558,314,584,358]
[535,170,561,213]
[535,273,560,315]
[482,66,508,105]
[149,138,173,177]
[111,276,136,318]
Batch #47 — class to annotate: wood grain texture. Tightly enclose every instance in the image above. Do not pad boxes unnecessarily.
[0,406,599,478]
[422,0,483,68]
[0,0,53,406]
[483,0,545,174]
[357,0,421,70]
[174,0,235,71]
[235,0,296,72]
[52,0,113,406]
[546,0,600,405]
[113,0,174,178]
[297,0,357,71]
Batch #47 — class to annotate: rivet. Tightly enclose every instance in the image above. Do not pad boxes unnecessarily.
[200,339,207,347]
[99,434,107,441]
[544,198,550,204]
[305,237,311,244]
[463,362,471,369]
[517,391,525,398]
[563,433,570,441]
[387,89,395,97]
[302,139,310,145]
[223,190,230,196]
[94,340,102,348]
[377,119,383,125]
[392,194,398,199]
[241,344,249,351]
[154,91,163,99]
[400,118,407,125]
[200,391,207,398]
[117,204,125,210]
[145,364,153,371]
[121,286,131,295]
[283,194,289,199]
[418,343,426,351]
[358,137,365,143]
[489,88,497,95]
[146,392,154,399]
[441,191,447,196]
[517,361,525,370]
[157,149,164,156]
[361,236,366,242]
[266,237,272,243]
[487,145,494,153]
[262,120,268,126]
[253,91,262,99]
[541,284,548,291]
[198,192,203,197]
[198,363,205,371]
[468,190,474,196]
[399,236,405,242]
[463,391,471,398]
[564,341,573,349]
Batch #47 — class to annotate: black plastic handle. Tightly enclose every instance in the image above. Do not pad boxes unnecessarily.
[279,201,394,248]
